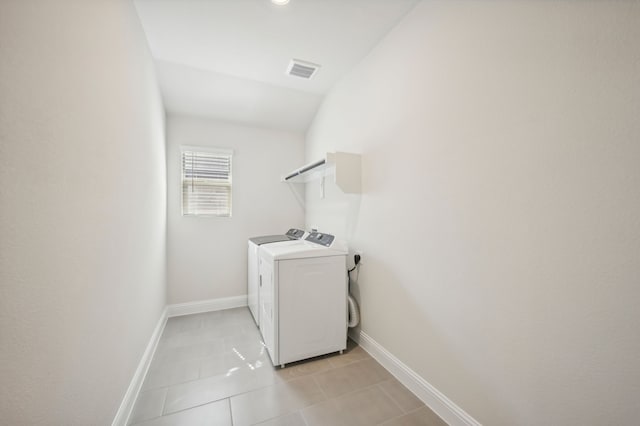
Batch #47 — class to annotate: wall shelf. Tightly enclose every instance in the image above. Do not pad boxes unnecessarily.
[282,152,361,193]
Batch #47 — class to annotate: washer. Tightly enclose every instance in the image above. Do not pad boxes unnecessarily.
[258,231,348,367]
[247,228,306,325]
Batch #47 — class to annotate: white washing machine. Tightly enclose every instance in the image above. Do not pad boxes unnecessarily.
[258,231,348,367]
[247,228,306,325]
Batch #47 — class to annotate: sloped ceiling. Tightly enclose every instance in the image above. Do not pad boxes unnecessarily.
[134,0,419,132]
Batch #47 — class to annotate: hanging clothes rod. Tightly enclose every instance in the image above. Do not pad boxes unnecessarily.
[283,158,326,181]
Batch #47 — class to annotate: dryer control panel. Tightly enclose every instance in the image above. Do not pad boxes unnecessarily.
[305,232,334,247]
[285,228,305,239]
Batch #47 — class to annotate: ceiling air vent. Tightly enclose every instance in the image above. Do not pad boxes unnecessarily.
[287,59,320,79]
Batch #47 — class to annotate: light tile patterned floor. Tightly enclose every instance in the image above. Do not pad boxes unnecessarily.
[128,308,447,426]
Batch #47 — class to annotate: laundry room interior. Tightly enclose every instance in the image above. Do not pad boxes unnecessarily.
[1,1,639,425]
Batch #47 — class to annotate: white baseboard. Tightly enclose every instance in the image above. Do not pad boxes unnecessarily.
[112,307,168,426]
[166,295,247,317]
[349,330,481,426]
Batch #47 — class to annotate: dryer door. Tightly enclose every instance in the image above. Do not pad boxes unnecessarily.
[247,242,260,326]
[259,257,276,364]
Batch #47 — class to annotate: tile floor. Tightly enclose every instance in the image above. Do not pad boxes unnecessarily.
[128,308,446,426]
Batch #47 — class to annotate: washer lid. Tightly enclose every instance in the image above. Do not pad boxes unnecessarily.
[249,235,293,245]
[249,228,306,245]
[260,239,348,261]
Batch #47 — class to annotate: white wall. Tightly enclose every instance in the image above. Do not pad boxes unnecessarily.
[0,1,166,425]
[166,116,305,304]
[305,1,640,425]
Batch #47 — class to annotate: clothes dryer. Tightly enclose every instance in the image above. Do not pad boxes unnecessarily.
[258,232,348,367]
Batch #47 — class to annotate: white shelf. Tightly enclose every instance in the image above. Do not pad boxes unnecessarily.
[283,152,361,193]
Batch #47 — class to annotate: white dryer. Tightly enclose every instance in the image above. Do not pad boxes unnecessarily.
[247,228,306,325]
[258,232,348,367]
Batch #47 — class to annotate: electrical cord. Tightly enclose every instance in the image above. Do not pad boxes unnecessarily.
[347,254,361,278]
[347,254,362,328]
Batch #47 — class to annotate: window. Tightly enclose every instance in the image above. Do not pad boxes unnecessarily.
[181,148,232,217]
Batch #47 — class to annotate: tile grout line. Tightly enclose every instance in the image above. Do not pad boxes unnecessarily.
[377,405,431,426]
[161,367,282,417]
[162,382,276,417]
[235,371,333,425]
[301,375,399,422]
[377,379,415,414]
[299,380,397,426]
[227,398,234,426]
[300,375,332,426]
[159,387,169,421]
[127,387,171,426]
[143,348,271,393]
[298,410,309,426]
[145,397,235,421]
[300,374,330,423]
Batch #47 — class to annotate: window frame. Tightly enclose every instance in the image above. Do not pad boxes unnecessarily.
[180,145,234,218]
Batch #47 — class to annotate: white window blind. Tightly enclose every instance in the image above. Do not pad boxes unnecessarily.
[182,149,232,217]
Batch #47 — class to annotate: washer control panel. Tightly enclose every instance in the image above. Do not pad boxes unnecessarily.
[305,232,335,247]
